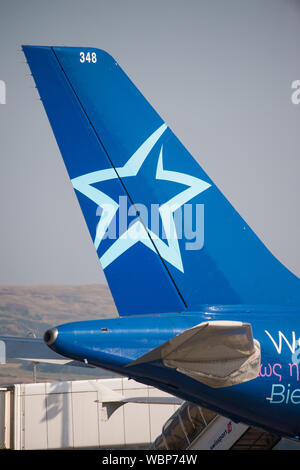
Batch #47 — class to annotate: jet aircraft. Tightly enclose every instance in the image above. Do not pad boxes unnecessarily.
[19,45,300,439]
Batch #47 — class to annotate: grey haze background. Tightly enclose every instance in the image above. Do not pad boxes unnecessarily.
[0,0,299,286]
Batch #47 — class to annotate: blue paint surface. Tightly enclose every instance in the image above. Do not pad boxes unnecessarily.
[22,45,300,438]
[22,45,300,315]
[48,306,300,438]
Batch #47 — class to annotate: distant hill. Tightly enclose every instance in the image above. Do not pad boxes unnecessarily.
[0,284,118,337]
[0,284,118,384]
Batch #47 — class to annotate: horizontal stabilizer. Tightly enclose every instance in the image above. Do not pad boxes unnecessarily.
[0,336,92,368]
[92,383,182,420]
[122,396,183,405]
[127,321,261,388]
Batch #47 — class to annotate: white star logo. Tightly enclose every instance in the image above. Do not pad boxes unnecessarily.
[71,124,211,272]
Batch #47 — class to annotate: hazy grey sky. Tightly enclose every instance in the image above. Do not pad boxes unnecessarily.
[0,0,299,285]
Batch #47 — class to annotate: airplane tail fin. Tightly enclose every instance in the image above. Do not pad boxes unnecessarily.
[23,45,300,316]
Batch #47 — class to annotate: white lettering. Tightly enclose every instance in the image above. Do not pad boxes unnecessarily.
[291,80,300,104]
[79,51,97,64]
[0,80,6,104]
[265,330,296,354]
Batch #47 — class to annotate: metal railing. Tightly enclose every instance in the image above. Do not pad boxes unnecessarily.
[151,402,217,450]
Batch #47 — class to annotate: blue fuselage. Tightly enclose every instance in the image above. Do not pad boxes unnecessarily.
[47,306,300,439]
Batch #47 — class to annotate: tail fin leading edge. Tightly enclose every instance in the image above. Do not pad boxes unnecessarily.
[23,45,300,315]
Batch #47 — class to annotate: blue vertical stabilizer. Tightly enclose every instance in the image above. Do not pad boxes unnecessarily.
[23,45,300,315]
